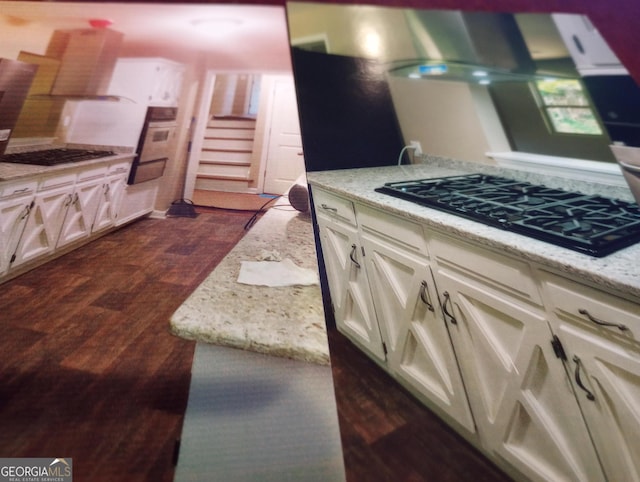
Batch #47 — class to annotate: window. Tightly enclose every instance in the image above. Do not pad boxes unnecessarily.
[534,79,603,135]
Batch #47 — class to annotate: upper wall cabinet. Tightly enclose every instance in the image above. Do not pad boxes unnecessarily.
[552,14,627,76]
[107,58,185,107]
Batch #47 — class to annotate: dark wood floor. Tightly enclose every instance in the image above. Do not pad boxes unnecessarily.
[0,206,512,481]
[0,208,255,481]
[327,330,513,481]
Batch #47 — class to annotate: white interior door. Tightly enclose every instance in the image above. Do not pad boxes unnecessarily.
[263,76,305,195]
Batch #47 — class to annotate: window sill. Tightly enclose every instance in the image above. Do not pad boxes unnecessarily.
[486,151,626,187]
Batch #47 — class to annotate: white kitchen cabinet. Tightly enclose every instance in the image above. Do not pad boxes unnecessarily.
[431,233,605,482]
[539,271,640,482]
[0,158,138,285]
[0,179,36,275]
[107,58,185,107]
[91,162,129,233]
[13,173,76,267]
[116,179,160,227]
[56,175,105,249]
[356,203,476,434]
[308,176,640,481]
[313,188,386,362]
[552,13,627,75]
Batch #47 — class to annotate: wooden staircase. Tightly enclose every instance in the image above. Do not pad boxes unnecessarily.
[195,117,257,192]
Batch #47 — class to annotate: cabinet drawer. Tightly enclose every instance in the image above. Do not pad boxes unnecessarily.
[356,203,428,257]
[432,233,543,306]
[108,161,131,176]
[38,172,76,191]
[77,164,108,182]
[0,179,37,199]
[539,271,640,342]
[312,187,356,226]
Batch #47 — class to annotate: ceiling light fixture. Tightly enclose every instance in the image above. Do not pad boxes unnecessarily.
[190,17,243,29]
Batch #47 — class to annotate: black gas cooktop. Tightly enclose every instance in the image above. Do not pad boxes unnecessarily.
[375,173,640,257]
[0,148,115,166]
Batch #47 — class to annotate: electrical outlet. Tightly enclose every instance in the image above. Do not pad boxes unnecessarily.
[409,140,422,158]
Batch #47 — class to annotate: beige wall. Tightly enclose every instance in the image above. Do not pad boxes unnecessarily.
[288,2,509,165]
[388,77,507,163]
[0,15,52,58]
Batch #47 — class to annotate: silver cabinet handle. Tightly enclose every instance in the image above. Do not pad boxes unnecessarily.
[578,308,628,332]
[617,160,640,173]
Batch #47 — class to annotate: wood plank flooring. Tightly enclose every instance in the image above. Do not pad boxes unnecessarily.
[0,206,512,482]
[326,329,513,482]
[0,208,256,482]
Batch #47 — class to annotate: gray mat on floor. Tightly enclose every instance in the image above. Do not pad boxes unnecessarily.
[174,343,346,482]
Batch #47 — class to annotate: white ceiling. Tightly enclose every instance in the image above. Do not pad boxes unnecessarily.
[0,1,292,69]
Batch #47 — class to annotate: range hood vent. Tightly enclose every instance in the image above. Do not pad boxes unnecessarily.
[389,10,572,84]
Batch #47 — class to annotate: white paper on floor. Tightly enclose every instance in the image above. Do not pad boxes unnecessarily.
[238,258,319,287]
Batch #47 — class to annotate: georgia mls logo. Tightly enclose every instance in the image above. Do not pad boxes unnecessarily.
[49,458,72,475]
[0,457,72,481]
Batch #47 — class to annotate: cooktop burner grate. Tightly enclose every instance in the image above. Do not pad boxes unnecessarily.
[375,173,640,257]
[0,148,115,166]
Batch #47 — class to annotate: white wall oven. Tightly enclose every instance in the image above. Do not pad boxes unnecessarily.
[129,106,177,184]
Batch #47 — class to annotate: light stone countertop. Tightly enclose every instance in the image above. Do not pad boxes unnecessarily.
[170,200,330,365]
[307,157,640,301]
[0,143,135,182]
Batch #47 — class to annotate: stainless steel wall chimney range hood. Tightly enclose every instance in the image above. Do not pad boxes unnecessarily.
[388,10,575,84]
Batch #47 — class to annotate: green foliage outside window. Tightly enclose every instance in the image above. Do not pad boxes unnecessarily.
[535,79,603,135]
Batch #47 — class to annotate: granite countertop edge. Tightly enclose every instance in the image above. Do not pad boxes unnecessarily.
[306,158,640,301]
[169,203,331,365]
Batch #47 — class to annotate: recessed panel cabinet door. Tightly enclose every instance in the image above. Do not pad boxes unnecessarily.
[360,232,476,434]
[557,325,640,482]
[539,271,640,482]
[315,213,385,362]
[437,270,605,482]
[0,194,33,274]
[13,184,73,267]
[57,179,103,249]
[93,174,127,233]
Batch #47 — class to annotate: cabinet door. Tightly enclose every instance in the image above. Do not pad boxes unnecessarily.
[315,212,385,361]
[540,271,640,482]
[552,13,625,73]
[557,325,640,482]
[436,269,605,482]
[360,231,475,434]
[57,179,103,249]
[0,195,34,274]
[13,185,73,266]
[150,62,183,106]
[93,173,127,233]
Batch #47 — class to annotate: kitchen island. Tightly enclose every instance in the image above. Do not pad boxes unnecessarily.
[170,199,330,365]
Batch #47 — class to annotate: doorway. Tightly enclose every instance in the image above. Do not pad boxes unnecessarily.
[183,72,304,200]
